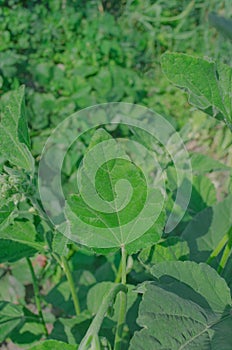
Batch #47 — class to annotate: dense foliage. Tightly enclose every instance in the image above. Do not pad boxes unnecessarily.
[0,1,232,349]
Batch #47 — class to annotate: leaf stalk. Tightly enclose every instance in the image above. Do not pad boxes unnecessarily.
[26,257,48,337]
[113,245,128,350]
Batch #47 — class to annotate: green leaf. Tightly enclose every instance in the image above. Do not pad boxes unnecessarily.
[0,239,37,263]
[125,211,165,255]
[50,230,70,256]
[49,315,92,345]
[0,301,25,342]
[29,340,76,350]
[138,236,189,270]
[130,261,232,350]
[161,52,232,130]
[0,85,34,171]
[65,129,163,249]
[45,269,96,315]
[9,307,44,345]
[0,220,46,252]
[190,153,229,174]
[188,175,217,215]
[182,194,232,262]
[0,202,16,231]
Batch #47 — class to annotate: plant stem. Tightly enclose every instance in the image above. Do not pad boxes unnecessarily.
[79,283,127,350]
[114,245,127,350]
[114,258,122,283]
[29,197,81,317]
[61,256,81,316]
[218,243,231,274]
[206,233,228,265]
[26,258,48,337]
[217,226,232,274]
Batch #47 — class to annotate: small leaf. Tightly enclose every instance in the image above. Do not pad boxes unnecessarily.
[0,85,34,171]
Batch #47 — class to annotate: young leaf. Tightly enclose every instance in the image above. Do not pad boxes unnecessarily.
[0,85,34,172]
[161,52,232,130]
[130,261,232,349]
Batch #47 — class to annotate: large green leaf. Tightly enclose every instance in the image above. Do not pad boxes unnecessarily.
[0,301,25,342]
[130,261,232,350]
[0,85,34,171]
[65,129,163,249]
[182,194,232,263]
[161,52,232,130]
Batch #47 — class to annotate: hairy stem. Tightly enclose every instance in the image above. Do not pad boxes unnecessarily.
[29,197,81,317]
[114,245,127,350]
[26,258,48,337]
[79,283,127,350]
[61,256,81,316]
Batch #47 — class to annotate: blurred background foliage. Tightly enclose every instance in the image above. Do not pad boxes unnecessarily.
[0,0,232,161]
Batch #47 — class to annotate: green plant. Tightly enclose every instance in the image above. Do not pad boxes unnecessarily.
[1,2,232,349]
[0,48,232,349]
